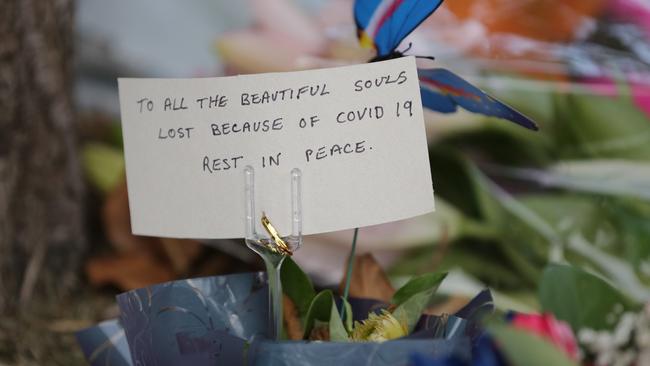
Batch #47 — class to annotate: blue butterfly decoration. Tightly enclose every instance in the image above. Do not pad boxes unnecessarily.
[354,0,538,131]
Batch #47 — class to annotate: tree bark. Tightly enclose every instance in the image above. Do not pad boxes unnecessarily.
[0,0,85,313]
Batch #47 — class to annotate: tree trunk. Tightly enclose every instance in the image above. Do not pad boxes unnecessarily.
[0,0,85,313]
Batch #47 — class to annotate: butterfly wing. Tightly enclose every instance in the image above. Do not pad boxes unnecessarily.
[354,0,444,57]
[419,68,538,130]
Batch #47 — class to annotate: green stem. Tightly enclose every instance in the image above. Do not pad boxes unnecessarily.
[497,240,541,286]
[460,219,500,240]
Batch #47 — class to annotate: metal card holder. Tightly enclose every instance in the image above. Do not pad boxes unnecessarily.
[243,165,303,340]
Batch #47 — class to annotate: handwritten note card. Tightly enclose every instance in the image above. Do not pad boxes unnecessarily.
[119,57,434,239]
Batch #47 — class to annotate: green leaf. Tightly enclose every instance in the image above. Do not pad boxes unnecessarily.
[608,202,650,281]
[467,167,549,285]
[302,290,349,341]
[82,143,125,194]
[517,194,650,300]
[390,165,559,291]
[539,264,638,332]
[519,194,603,234]
[552,92,650,160]
[303,291,331,338]
[392,292,433,334]
[340,298,353,332]
[564,234,650,303]
[281,257,315,316]
[391,272,447,306]
[391,272,447,332]
[490,325,578,366]
[329,302,350,342]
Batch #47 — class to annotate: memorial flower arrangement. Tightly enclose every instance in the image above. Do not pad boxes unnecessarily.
[73,0,650,365]
[77,256,480,365]
[78,252,650,365]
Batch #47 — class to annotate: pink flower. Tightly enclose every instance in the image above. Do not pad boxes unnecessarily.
[609,0,650,39]
[510,313,579,361]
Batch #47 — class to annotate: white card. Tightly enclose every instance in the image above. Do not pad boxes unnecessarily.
[119,57,434,239]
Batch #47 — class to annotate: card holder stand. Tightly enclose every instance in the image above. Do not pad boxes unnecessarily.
[243,165,303,340]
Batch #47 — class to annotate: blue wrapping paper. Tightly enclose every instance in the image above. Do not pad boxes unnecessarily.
[75,319,132,366]
[408,334,507,366]
[249,338,470,366]
[116,272,268,365]
[454,289,495,343]
[409,315,467,340]
[412,289,494,342]
[77,273,494,366]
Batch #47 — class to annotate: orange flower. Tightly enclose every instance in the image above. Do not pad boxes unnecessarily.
[445,0,607,42]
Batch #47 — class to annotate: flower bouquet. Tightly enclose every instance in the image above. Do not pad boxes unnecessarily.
[77,254,494,366]
[79,255,650,365]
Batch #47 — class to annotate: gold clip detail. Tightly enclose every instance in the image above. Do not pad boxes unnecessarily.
[261,213,292,256]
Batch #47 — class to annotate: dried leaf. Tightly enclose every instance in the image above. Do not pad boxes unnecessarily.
[160,238,203,275]
[283,295,303,340]
[103,178,204,276]
[102,178,157,253]
[192,254,236,277]
[85,252,175,290]
[339,254,395,302]
[308,323,330,341]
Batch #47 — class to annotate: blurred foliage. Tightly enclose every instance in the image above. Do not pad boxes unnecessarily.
[552,92,650,160]
[390,87,650,317]
[539,264,638,332]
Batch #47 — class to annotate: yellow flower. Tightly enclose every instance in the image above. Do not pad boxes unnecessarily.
[351,310,408,342]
